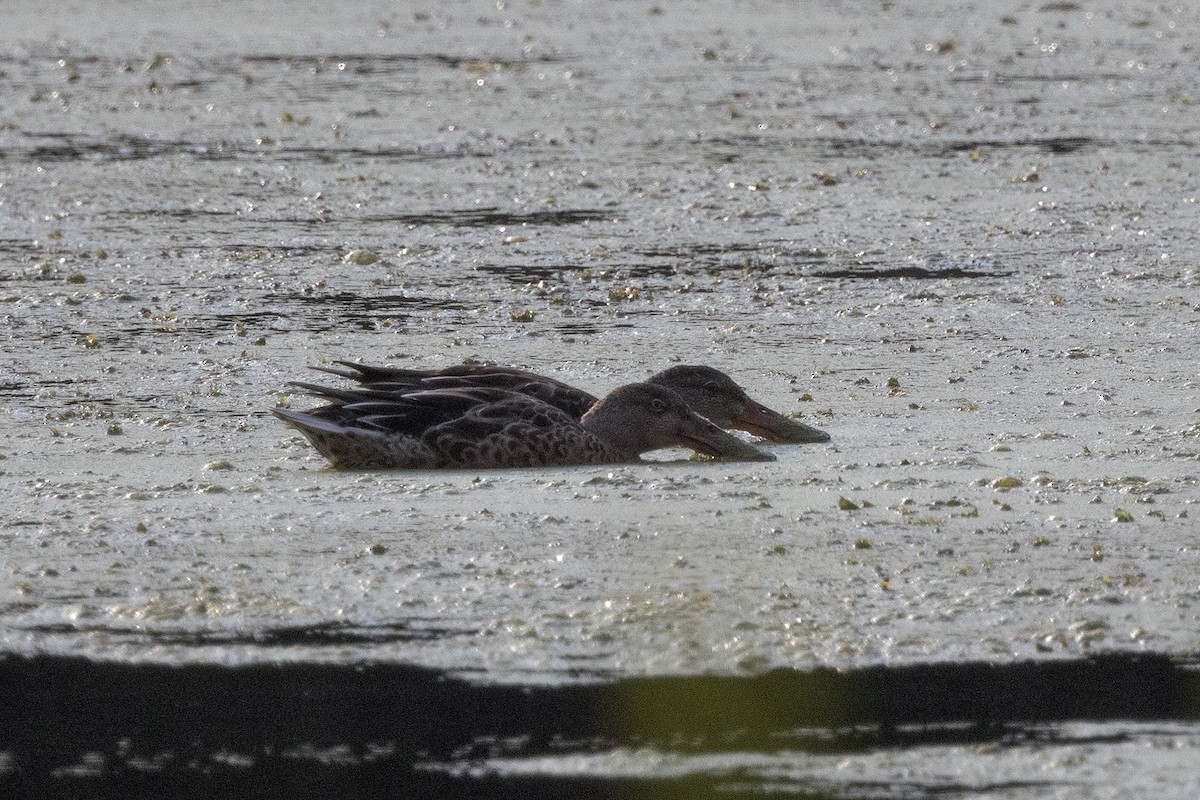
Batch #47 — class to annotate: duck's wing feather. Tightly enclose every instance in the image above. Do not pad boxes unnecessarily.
[323,361,544,381]
[324,388,534,434]
[315,362,600,419]
[275,387,612,469]
[420,394,616,467]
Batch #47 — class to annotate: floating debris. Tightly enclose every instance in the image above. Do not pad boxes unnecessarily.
[343,249,380,265]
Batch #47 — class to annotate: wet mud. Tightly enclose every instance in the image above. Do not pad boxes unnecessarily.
[2,0,1199,796]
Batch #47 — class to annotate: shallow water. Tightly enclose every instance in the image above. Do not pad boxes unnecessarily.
[2,0,1199,796]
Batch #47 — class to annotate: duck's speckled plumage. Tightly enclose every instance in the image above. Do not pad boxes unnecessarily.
[314,361,831,444]
[274,382,775,470]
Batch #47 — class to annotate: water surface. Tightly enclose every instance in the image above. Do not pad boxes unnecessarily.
[2,1,1198,796]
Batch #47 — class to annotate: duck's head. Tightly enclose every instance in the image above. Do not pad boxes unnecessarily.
[648,365,830,443]
[582,383,775,462]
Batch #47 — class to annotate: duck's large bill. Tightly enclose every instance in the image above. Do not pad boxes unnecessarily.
[680,414,777,462]
[732,401,830,443]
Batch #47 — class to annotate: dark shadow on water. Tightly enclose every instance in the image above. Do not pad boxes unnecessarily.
[2,650,1197,799]
[282,290,470,312]
[15,619,475,647]
[691,133,1193,162]
[239,52,569,71]
[355,208,605,228]
[810,266,1012,280]
[103,206,604,227]
[0,134,563,165]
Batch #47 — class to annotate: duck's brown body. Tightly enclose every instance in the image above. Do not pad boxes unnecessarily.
[273,382,774,470]
[315,362,831,444]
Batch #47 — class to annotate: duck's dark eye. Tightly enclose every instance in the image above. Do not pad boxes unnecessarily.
[650,398,667,414]
[703,381,721,391]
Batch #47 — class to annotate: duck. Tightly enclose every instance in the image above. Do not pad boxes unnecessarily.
[309,362,831,444]
[273,381,776,469]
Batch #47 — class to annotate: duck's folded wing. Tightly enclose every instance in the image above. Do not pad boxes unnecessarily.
[316,362,600,418]
[332,388,533,435]
[319,361,546,384]
[422,395,614,467]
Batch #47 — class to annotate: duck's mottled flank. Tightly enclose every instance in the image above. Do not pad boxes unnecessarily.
[274,380,775,470]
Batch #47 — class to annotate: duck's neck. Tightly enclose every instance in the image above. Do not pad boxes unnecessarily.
[579,404,644,460]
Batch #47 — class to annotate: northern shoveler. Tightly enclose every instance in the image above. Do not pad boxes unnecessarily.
[273,381,776,469]
[311,362,831,444]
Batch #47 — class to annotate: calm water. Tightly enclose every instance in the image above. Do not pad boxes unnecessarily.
[2,1,1198,796]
